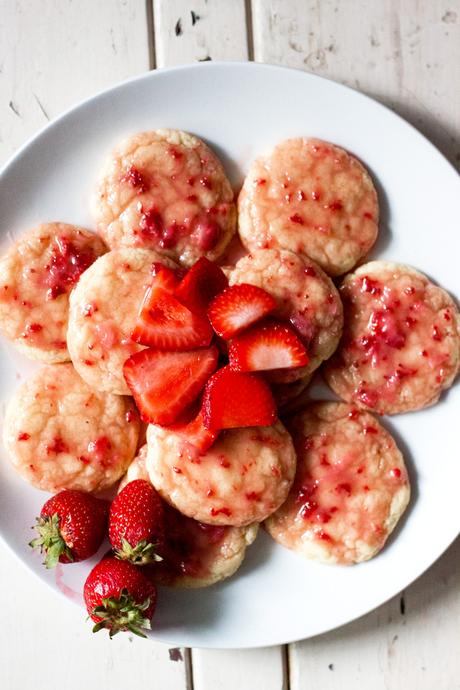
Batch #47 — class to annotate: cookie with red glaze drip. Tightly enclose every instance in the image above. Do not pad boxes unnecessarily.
[3,363,140,493]
[145,421,296,526]
[265,402,410,565]
[324,261,460,414]
[92,129,236,267]
[149,504,258,588]
[0,223,106,363]
[238,138,378,276]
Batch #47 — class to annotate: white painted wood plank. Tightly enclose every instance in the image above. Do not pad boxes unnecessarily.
[192,647,287,690]
[0,0,150,163]
[290,536,460,690]
[153,0,249,66]
[0,3,187,688]
[1,548,190,690]
[252,1,460,687]
[252,0,460,171]
[1,549,191,690]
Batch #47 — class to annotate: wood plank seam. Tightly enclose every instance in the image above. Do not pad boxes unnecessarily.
[245,0,255,61]
[185,647,195,690]
[146,0,157,69]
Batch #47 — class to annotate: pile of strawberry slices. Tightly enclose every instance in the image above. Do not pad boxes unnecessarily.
[123,257,309,447]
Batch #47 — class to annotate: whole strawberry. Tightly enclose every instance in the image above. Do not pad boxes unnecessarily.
[29,490,109,569]
[84,555,157,637]
[109,479,164,565]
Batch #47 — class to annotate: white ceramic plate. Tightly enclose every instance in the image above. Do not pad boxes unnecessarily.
[0,62,459,649]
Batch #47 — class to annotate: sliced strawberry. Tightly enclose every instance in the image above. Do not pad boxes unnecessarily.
[169,410,219,452]
[175,257,228,316]
[150,262,181,290]
[123,347,218,425]
[201,366,277,430]
[228,320,309,372]
[131,267,213,350]
[207,283,277,339]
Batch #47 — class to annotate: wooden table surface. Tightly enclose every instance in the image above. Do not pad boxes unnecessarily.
[1,1,459,688]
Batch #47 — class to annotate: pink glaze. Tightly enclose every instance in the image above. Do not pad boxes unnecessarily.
[238,138,378,276]
[266,403,410,564]
[121,165,148,192]
[93,322,119,349]
[55,564,82,602]
[44,235,97,300]
[87,436,112,464]
[325,264,460,414]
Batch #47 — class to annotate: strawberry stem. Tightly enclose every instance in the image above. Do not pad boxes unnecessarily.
[114,537,163,566]
[91,589,152,638]
[29,513,73,569]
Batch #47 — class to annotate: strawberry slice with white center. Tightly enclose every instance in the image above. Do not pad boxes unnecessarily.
[169,410,219,452]
[201,366,277,430]
[207,283,277,339]
[131,265,213,350]
[228,320,309,372]
[123,347,218,425]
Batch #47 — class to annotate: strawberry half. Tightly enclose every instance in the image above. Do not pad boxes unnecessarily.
[207,283,277,339]
[123,346,218,425]
[169,410,219,452]
[109,479,165,565]
[201,366,277,430]
[84,556,157,637]
[131,264,213,350]
[229,320,309,372]
[175,257,228,316]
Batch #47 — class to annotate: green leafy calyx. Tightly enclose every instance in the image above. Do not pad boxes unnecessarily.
[29,513,73,569]
[114,537,163,566]
[91,589,152,638]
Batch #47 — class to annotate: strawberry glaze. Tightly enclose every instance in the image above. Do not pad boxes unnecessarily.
[44,235,98,300]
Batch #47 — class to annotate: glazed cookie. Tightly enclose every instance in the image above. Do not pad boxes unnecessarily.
[92,129,236,266]
[0,223,106,362]
[67,247,176,395]
[230,248,343,382]
[238,138,378,276]
[265,402,410,565]
[324,261,460,414]
[146,421,297,527]
[119,447,258,588]
[3,364,140,493]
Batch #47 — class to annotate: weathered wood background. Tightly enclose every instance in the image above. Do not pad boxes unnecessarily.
[1,1,459,688]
